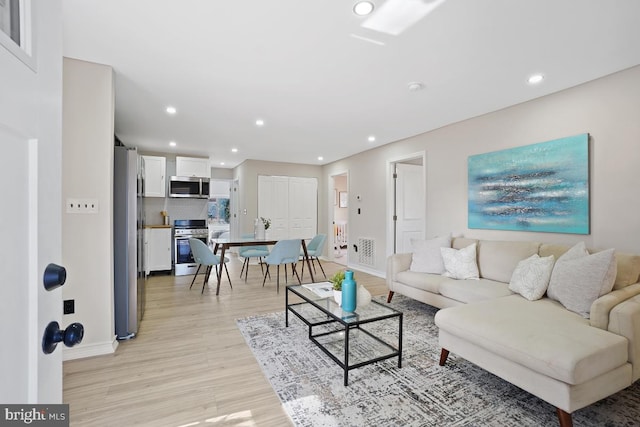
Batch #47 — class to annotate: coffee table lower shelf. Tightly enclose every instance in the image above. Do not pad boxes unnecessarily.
[286,287,403,386]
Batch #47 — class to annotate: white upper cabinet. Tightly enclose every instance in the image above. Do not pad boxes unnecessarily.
[176,156,210,178]
[142,155,166,197]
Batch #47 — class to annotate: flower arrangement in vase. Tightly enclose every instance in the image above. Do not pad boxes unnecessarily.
[260,217,271,230]
[260,217,271,239]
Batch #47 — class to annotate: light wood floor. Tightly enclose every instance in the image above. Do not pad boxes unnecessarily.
[63,255,388,426]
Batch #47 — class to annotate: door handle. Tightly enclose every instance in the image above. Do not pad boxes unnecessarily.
[42,321,84,354]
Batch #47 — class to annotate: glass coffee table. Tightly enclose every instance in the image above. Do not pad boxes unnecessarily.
[285,283,403,386]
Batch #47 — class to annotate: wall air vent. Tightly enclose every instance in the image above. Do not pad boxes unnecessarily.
[357,238,375,267]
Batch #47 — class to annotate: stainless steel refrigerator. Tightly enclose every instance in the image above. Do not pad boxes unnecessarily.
[113,144,145,339]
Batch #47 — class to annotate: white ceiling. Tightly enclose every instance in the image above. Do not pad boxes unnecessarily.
[62,0,640,169]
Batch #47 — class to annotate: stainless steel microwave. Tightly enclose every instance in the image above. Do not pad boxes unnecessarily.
[169,176,210,198]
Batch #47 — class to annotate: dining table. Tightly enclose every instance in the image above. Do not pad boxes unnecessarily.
[210,236,315,295]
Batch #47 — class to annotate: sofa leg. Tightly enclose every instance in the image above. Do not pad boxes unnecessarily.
[387,291,395,303]
[556,408,573,427]
[439,348,449,366]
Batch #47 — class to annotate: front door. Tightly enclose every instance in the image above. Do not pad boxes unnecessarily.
[0,2,64,403]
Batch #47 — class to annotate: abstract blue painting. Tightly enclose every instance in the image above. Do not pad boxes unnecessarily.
[468,134,589,234]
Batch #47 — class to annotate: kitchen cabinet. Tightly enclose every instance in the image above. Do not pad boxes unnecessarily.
[176,156,209,178]
[142,155,166,197]
[144,227,172,274]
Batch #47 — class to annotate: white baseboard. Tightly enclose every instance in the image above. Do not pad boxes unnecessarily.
[345,263,385,279]
[63,336,119,361]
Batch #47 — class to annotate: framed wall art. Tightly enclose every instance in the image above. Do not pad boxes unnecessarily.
[468,133,589,234]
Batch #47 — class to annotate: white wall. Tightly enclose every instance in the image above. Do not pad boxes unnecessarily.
[234,160,324,235]
[62,58,117,359]
[324,65,640,274]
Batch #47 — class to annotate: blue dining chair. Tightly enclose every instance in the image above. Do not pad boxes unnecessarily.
[301,234,327,279]
[188,238,232,294]
[262,239,301,292]
[238,233,270,282]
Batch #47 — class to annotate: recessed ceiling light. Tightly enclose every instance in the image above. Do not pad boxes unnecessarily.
[407,82,424,91]
[368,136,376,142]
[317,156,324,161]
[528,74,544,84]
[166,106,177,115]
[255,119,265,126]
[220,162,225,166]
[231,148,238,153]
[169,141,177,147]
[353,1,374,16]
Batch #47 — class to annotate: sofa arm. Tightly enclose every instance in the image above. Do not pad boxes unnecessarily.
[386,253,412,290]
[590,283,640,330]
[607,293,640,382]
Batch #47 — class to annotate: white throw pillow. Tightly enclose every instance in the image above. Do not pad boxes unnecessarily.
[409,235,451,274]
[547,242,617,318]
[509,254,555,301]
[440,243,479,280]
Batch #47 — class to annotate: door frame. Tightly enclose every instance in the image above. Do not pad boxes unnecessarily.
[386,151,426,256]
[329,170,349,265]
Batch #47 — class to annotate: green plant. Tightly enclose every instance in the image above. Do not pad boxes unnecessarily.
[260,217,271,230]
[329,270,346,291]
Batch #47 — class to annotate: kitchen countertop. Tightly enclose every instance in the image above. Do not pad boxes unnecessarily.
[144,224,173,229]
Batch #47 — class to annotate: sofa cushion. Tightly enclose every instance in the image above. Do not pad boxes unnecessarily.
[508,254,555,301]
[435,295,629,385]
[409,235,451,274]
[611,252,640,289]
[540,243,640,290]
[547,242,617,318]
[395,270,450,294]
[441,243,479,280]
[452,237,479,250]
[439,278,512,304]
[477,240,540,283]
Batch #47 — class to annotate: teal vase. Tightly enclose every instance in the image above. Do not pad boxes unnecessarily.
[341,270,357,312]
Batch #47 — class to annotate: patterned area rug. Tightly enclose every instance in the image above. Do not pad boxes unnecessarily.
[237,295,640,426]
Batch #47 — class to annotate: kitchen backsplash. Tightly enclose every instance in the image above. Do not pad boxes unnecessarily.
[144,197,208,226]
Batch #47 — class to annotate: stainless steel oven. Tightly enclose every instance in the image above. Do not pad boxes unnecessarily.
[174,219,208,276]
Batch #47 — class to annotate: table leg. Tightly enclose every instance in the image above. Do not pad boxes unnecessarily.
[301,239,315,283]
[398,313,403,368]
[344,325,349,386]
[216,245,226,295]
[285,287,289,327]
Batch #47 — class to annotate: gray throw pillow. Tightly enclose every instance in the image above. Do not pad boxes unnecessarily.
[409,235,451,274]
[547,242,617,318]
[509,254,555,301]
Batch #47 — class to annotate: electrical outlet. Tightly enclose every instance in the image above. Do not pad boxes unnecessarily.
[66,198,99,214]
[63,299,75,314]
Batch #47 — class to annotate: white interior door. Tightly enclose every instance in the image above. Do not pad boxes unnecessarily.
[395,163,425,253]
[230,179,239,239]
[1,1,64,403]
[288,177,317,239]
[258,175,317,240]
[258,175,289,239]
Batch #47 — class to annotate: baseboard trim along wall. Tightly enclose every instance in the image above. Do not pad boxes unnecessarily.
[63,336,119,361]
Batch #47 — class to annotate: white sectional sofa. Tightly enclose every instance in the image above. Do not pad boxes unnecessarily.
[386,237,640,427]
